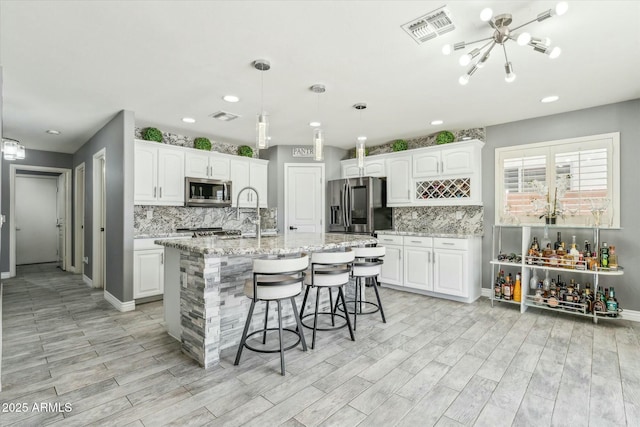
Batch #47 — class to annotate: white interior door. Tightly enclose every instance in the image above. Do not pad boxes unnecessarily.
[285,164,324,233]
[15,175,58,265]
[56,174,66,270]
[93,150,106,288]
[75,164,85,275]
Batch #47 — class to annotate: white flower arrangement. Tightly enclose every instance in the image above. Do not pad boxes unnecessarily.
[530,174,571,219]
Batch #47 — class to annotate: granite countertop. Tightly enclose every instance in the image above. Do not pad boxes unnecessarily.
[155,232,378,256]
[135,232,192,239]
[375,230,483,238]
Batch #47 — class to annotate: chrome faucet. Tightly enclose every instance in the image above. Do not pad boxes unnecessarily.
[236,186,260,239]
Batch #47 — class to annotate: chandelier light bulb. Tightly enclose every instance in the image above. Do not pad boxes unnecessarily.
[459,53,472,66]
[517,32,532,46]
[504,62,516,83]
[480,8,493,22]
[549,46,562,59]
[442,44,452,55]
[555,2,569,16]
[459,74,470,85]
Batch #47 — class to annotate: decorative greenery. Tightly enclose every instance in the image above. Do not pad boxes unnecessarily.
[392,139,408,152]
[237,145,253,157]
[194,137,212,151]
[435,130,455,145]
[142,127,163,142]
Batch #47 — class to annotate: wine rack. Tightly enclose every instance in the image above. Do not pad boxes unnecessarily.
[415,177,471,200]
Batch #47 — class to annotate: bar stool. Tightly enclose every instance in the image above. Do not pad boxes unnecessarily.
[234,254,309,376]
[299,248,355,349]
[347,246,386,330]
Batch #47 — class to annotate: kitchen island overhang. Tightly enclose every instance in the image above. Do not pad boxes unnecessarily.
[155,233,378,368]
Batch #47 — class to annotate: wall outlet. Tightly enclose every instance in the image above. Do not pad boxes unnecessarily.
[146,210,153,220]
[411,211,418,219]
[456,211,464,220]
[83,256,89,264]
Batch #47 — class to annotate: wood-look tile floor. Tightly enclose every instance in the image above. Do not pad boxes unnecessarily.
[2,264,639,426]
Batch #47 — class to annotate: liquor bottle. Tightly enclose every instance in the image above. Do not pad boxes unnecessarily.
[529,270,539,290]
[600,242,610,269]
[534,282,544,305]
[530,236,540,251]
[495,270,505,299]
[569,236,580,268]
[609,245,618,271]
[594,286,606,315]
[583,285,594,314]
[547,287,559,308]
[554,232,563,250]
[503,273,512,301]
[514,272,522,302]
[589,251,599,271]
[528,237,540,265]
[607,287,619,317]
[541,227,552,253]
[542,270,551,292]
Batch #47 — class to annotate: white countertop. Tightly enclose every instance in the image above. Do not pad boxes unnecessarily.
[376,230,482,238]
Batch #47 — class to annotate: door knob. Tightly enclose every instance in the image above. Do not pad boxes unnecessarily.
[289,226,298,230]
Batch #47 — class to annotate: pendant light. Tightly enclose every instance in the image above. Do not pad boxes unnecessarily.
[353,103,367,172]
[253,59,271,150]
[310,84,326,161]
[2,138,25,161]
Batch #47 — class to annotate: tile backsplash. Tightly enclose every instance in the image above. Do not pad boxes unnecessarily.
[134,205,277,235]
[392,206,483,236]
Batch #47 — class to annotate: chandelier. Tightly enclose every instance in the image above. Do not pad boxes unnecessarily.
[443,2,568,85]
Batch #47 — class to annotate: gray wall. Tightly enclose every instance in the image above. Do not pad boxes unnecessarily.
[1,149,73,272]
[261,145,347,232]
[482,99,640,310]
[72,110,135,302]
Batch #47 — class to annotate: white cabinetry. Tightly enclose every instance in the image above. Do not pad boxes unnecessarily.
[185,151,230,180]
[404,236,433,291]
[230,158,268,208]
[412,145,475,178]
[378,234,403,286]
[386,155,412,205]
[341,158,386,178]
[133,239,164,299]
[135,140,185,205]
[377,233,481,303]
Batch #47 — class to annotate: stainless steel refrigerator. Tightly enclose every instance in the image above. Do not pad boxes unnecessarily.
[328,176,392,234]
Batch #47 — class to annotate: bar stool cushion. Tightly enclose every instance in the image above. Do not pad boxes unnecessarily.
[303,248,354,287]
[352,246,385,277]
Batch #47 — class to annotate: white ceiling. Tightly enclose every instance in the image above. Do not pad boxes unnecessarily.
[1,1,639,154]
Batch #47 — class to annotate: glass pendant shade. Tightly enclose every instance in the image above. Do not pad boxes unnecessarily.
[256,113,269,150]
[356,138,366,169]
[3,139,25,161]
[313,128,324,161]
[16,144,26,160]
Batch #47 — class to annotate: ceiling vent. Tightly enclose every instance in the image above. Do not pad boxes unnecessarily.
[401,6,455,44]
[209,111,240,122]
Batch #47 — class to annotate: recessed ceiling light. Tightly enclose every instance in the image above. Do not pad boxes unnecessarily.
[223,95,240,103]
[309,121,321,127]
[431,120,444,125]
[182,117,196,123]
[541,95,559,103]
[46,129,61,135]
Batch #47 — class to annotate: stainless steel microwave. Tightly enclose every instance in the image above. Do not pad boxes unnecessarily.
[185,177,232,207]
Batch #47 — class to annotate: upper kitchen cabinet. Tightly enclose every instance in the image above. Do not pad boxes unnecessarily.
[185,150,230,180]
[412,140,480,178]
[341,158,386,178]
[386,154,412,205]
[134,140,185,205]
[230,158,268,208]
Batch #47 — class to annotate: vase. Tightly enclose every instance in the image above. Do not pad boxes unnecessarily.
[545,216,557,225]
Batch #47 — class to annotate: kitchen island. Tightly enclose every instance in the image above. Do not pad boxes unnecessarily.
[155,233,377,368]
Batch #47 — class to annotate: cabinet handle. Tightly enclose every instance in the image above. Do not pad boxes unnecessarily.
[407,189,410,199]
[161,253,164,264]
[428,252,430,263]
[382,238,393,242]
[410,240,422,244]
[442,242,455,246]
[159,187,162,198]
[441,161,444,173]
[153,187,157,198]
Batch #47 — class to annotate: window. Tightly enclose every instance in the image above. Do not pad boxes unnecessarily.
[495,133,620,228]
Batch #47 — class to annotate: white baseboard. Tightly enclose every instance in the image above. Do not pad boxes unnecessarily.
[1,272,10,279]
[104,290,135,312]
[481,287,640,323]
[82,274,93,287]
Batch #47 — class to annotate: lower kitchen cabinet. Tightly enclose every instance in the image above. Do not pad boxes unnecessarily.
[378,233,481,303]
[133,239,165,299]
